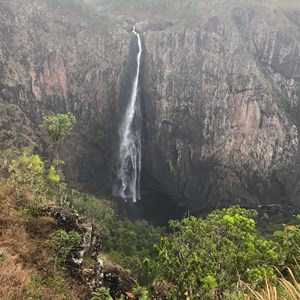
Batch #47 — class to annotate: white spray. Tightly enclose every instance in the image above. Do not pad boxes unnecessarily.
[116,26,142,202]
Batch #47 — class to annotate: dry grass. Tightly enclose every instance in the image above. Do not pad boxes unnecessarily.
[0,185,86,299]
[0,252,32,300]
[246,268,300,300]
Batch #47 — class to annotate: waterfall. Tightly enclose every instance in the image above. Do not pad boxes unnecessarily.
[115,26,142,202]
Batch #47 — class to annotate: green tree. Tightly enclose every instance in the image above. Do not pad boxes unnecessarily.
[43,113,76,202]
[8,151,48,204]
[43,112,76,146]
[155,206,280,299]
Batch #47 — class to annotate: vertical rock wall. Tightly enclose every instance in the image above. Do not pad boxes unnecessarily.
[0,0,131,186]
[140,7,300,209]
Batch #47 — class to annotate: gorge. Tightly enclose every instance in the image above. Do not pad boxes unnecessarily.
[0,0,300,220]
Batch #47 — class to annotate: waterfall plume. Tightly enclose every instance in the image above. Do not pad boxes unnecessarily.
[115,26,142,202]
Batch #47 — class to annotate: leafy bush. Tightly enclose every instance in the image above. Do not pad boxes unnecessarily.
[105,218,165,284]
[91,287,113,300]
[48,229,81,271]
[273,217,300,278]
[74,196,165,284]
[73,197,116,248]
[74,197,116,230]
[6,150,72,209]
[43,113,76,145]
[48,165,60,184]
[155,206,280,299]
[8,151,48,204]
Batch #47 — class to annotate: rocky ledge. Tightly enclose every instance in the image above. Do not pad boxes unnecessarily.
[48,206,135,296]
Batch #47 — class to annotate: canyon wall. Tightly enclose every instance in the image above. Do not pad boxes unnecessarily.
[1,0,300,210]
[0,0,131,185]
[140,8,300,209]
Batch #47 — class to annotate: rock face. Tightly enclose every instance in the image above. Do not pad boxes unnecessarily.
[0,0,300,210]
[49,206,103,291]
[140,8,300,210]
[0,0,131,185]
[48,206,136,295]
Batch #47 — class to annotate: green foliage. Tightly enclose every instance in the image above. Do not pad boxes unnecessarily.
[8,151,48,203]
[131,285,151,300]
[74,197,116,230]
[74,197,116,248]
[48,165,60,184]
[7,150,72,208]
[16,205,47,218]
[155,206,279,299]
[107,219,162,255]
[105,219,165,284]
[90,285,150,300]
[48,229,81,271]
[273,223,300,278]
[43,113,76,145]
[74,196,164,284]
[90,287,113,300]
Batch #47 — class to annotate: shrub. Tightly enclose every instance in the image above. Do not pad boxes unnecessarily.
[91,287,113,300]
[43,113,76,145]
[155,206,280,299]
[73,197,116,230]
[8,151,48,204]
[105,219,165,284]
[48,229,81,271]
[48,165,60,184]
[273,217,300,278]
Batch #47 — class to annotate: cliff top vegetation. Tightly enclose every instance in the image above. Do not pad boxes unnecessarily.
[1,147,300,299]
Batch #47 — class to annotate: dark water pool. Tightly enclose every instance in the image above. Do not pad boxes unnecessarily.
[124,190,186,226]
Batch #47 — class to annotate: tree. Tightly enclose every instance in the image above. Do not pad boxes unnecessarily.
[42,113,76,204]
[43,112,76,175]
[43,113,76,146]
[155,206,280,299]
[8,151,48,204]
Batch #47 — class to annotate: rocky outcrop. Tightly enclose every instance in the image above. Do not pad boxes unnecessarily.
[103,268,136,299]
[48,206,103,291]
[1,0,300,211]
[48,206,136,295]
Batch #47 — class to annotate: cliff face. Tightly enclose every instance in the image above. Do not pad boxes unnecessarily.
[0,0,130,185]
[1,0,300,210]
[140,8,300,209]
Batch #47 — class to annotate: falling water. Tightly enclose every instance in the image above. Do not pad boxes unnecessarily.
[115,26,142,202]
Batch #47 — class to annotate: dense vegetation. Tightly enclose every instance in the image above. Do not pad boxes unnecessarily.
[0,114,299,299]
[1,149,300,298]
